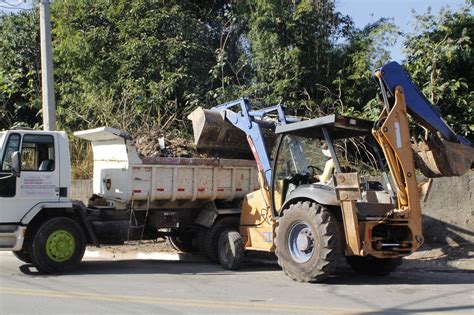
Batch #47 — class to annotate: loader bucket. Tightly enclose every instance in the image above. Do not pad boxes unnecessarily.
[412,136,474,178]
[188,107,252,158]
[188,107,277,159]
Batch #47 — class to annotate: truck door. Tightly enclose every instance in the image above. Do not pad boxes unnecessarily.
[0,133,60,223]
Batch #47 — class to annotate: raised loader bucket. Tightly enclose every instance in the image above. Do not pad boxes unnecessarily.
[412,135,474,178]
[188,107,277,159]
[188,107,253,159]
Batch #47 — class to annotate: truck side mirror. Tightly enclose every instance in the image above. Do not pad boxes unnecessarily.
[11,151,21,177]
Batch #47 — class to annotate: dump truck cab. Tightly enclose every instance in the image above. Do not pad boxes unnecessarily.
[0,129,71,251]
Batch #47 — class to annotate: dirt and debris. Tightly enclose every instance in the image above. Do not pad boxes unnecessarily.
[98,239,177,255]
[133,128,207,159]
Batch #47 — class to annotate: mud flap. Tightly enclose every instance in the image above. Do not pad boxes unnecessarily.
[412,135,474,178]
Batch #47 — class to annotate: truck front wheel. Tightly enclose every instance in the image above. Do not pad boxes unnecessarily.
[13,249,32,264]
[30,217,86,274]
[275,201,340,283]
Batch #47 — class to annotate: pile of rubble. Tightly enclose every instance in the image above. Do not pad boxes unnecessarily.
[133,128,207,158]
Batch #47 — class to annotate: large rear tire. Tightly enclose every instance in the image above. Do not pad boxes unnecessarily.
[30,217,86,274]
[346,255,402,276]
[275,201,340,283]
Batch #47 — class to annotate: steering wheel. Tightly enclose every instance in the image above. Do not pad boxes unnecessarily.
[307,165,323,176]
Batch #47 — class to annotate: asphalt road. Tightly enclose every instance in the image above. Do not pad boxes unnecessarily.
[0,253,473,314]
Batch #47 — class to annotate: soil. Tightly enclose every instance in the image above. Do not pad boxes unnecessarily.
[133,127,208,158]
[99,239,178,254]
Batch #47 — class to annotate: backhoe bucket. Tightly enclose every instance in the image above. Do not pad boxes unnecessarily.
[412,136,474,178]
[188,107,252,158]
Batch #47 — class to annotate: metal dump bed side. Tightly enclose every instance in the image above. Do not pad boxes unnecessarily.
[75,127,258,208]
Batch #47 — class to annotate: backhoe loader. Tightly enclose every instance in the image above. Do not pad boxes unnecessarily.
[189,61,473,282]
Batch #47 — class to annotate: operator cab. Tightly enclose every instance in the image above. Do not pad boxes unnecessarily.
[272,114,394,217]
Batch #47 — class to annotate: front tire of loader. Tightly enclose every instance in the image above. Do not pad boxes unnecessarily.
[346,255,402,276]
[30,217,86,274]
[218,230,244,270]
[275,201,340,283]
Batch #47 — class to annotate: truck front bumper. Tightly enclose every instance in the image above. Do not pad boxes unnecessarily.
[0,225,26,251]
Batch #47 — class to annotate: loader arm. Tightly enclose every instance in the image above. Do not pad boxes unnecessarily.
[370,62,473,254]
[189,98,298,188]
[376,62,471,145]
[374,62,474,178]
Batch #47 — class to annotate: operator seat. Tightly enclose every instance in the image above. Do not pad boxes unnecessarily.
[39,159,54,171]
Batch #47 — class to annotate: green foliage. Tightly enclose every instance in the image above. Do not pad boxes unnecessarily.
[0,0,471,146]
[404,6,473,140]
[338,18,400,119]
[0,10,41,129]
[52,0,216,133]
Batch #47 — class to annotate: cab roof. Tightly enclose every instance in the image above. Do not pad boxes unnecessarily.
[275,114,374,140]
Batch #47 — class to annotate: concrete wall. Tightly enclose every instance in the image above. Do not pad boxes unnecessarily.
[421,172,473,244]
[70,179,93,204]
[71,171,474,244]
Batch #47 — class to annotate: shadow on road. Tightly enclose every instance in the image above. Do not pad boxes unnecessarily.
[17,258,474,286]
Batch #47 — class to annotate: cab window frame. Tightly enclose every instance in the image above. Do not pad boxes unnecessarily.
[0,133,21,172]
[21,134,56,172]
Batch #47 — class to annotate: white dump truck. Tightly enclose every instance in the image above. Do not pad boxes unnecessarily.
[0,126,258,273]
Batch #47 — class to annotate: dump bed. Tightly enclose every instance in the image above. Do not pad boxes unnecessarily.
[74,127,259,208]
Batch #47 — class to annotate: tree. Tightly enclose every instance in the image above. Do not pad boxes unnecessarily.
[51,0,217,133]
[337,18,400,119]
[0,10,41,129]
[404,6,473,140]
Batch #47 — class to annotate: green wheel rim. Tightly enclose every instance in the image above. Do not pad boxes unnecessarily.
[46,229,76,262]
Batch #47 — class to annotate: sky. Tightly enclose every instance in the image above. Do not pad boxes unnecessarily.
[0,0,470,62]
[337,0,469,61]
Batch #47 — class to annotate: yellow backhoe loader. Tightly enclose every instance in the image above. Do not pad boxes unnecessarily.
[189,61,473,282]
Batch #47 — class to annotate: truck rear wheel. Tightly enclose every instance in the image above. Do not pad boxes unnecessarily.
[218,230,244,270]
[275,201,340,283]
[202,216,240,262]
[13,249,32,264]
[346,255,402,276]
[30,217,86,274]
[168,234,197,253]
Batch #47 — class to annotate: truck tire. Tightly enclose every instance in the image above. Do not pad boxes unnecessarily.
[346,255,402,276]
[203,216,240,262]
[197,227,209,256]
[168,234,197,253]
[218,230,244,270]
[13,249,32,264]
[30,217,86,274]
[275,201,340,283]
